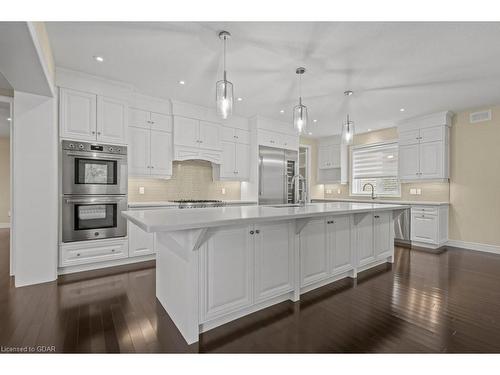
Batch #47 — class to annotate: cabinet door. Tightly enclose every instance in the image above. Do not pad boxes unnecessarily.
[373,211,392,259]
[399,143,420,180]
[199,121,221,150]
[254,222,294,302]
[60,88,97,141]
[97,96,128,144]
[150,130,173,177]
[150,112,172,132]
[419,141,443,179]
[221,127,235,142]
[220,141,236,178]
[420,126,443,143]
[129,108,150,129]
[128,126,150,176]
[128,221,155,257]
[411,213,438,244]
[318,145,331,169]
[173,116,199,148]
[355,213,375,267]
[329,215,352,275]
[235,129,250,144]
[200,225,253,321]
[235,142,250,180]
[329,144,341,168]
[300,219,329,287]
[398,129,420,146]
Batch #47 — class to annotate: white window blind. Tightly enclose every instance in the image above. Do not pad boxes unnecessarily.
[351,142,400,196]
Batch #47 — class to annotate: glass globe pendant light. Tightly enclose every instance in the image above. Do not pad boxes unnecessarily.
[216,31,233,119]
[341,113,355,145]
[293,67,308,134]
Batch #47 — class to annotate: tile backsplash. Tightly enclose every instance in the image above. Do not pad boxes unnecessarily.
[128,160,241,202]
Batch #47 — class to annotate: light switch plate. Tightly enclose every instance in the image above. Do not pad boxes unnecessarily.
[221,188,226,195]
[416,188,422,195]
[139,186,145,195]
[337,188,341,194]
[326,189,332,194]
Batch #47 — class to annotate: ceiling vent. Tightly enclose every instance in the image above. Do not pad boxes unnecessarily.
[469,109,491,124]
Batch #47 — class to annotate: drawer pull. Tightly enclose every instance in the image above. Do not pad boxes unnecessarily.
[76,253,81,257]
[111,249,115,252]
[374,215,380,218]
[250,230,254,235]
[255,229,260,234]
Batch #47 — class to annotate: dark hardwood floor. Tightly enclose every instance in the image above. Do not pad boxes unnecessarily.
[2,227,500,353]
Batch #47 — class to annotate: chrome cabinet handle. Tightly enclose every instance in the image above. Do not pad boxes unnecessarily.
[258,156,264,196]
[255,229,260,234]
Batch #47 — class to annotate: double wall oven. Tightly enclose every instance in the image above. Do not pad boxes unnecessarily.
[61,140,128,242]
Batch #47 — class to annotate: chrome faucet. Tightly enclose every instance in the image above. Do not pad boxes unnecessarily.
[291,174,308,206]
[362,183,376,200]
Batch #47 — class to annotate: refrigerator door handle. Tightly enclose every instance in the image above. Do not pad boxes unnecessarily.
[259,155,263,196]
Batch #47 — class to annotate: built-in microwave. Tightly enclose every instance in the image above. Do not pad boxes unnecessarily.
[61,195,127,242]
[61,140,128,196]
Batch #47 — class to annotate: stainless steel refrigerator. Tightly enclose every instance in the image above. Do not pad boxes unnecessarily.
[258,146,298,205]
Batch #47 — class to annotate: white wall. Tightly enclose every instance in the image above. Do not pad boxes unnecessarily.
[12,91,58,286]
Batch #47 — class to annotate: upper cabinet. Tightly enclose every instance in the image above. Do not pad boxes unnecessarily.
[316,136,343,184]
[59,87,128,145]
[214,126,251,181]
[173,116,222,163]
[128,107,173,179]
[318,143,340,169]
[398,111,452,181]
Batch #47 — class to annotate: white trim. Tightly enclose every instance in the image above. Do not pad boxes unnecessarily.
[447,240,500,255]
[26,22,55,97]
[0,223,10,229]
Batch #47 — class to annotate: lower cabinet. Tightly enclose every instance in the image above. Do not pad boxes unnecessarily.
[355,211,393,267]
[374,211,392,259]
[199,222,294,322]
[300,215,354,288]
[128,221,155,257]
[59,238,128,267]
[355,213,375,267]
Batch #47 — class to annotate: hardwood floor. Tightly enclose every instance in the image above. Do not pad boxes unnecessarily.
[2,227,500,353]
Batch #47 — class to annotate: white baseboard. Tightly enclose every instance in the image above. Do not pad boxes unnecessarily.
[0,223,10,229]
[446,240,500,255]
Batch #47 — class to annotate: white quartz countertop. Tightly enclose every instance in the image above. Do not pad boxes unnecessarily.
[122,202,409,233]
[313,198,449,206]
[128,200,258,208]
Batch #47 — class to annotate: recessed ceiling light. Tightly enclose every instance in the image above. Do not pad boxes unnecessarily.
[93,56,104,62]
[344,90,353,96]
[313,119,318,123]
[280,109,285,113]
[387,155,394,159]
[400,108,405,112]
[179,80,186,85]
[308,132,313,135]
[367,128,372,131]
[237,97,243,101]
[7,117,11,122]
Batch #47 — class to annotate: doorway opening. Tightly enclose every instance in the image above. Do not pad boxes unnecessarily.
[0,96,12,278]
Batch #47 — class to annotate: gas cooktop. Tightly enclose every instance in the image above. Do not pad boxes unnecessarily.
[172,200,226,208]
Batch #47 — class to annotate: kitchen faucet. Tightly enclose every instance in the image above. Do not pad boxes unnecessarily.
[362,183,376,200]
[292,174,308,206]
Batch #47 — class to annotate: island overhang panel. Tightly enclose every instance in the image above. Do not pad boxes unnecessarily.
[122,202,408,344]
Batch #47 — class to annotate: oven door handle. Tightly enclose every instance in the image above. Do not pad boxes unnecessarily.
[65,151,127,160]
[64,198,125,204]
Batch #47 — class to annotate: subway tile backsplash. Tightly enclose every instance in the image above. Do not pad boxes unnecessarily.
[128,160,241,202]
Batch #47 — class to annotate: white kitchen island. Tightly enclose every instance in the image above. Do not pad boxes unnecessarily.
[122,202,408,344]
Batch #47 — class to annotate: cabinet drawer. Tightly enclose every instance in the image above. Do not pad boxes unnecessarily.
[60,239,128,267]
[411,206,438,216]
[399,129,420,146]
[411,213,438,244]
[258,129,280,147]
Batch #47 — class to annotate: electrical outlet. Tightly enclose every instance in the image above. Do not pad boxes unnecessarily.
[337,188,341,194]
[326,189,332,194]
[221,188,226,195]
[410,188,417,195]
[139,186,145,195]
[416,188,422,195]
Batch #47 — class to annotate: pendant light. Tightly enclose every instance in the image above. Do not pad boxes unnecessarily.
[341,90,355,145]
[216,31,233,119]
[341,114,355,145]
[293,67,308,134]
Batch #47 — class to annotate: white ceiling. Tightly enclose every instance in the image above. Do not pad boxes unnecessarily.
[46,22,500,137]
[0,102,10,137]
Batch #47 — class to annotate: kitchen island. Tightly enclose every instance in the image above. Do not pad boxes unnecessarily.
[123,202,408,344]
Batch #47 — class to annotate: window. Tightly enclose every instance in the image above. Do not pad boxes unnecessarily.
[351,141,400,196]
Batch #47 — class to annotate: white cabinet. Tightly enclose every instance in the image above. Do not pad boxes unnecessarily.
[257,129,299,150]
[200,225,253,322]
[300,219,329,287]
[173,116,199,148]
[199,121,222,150]
[59,238,128,267]
[128,221,155,257]
[59,87,128,145]
[254,222,294,302]
[318,144,340,169]
[410,205,448,247]
[173,116,222,163]
[355,213,375,267]
[398,115,451,181]
[328,215,352,275]
[373,211,392,259]
[355,211,393,267]
[129,113,173,179]
[215,132,250,181]
[199,222,293,322]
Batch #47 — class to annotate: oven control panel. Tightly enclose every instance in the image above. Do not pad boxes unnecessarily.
[62,140,127,155]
